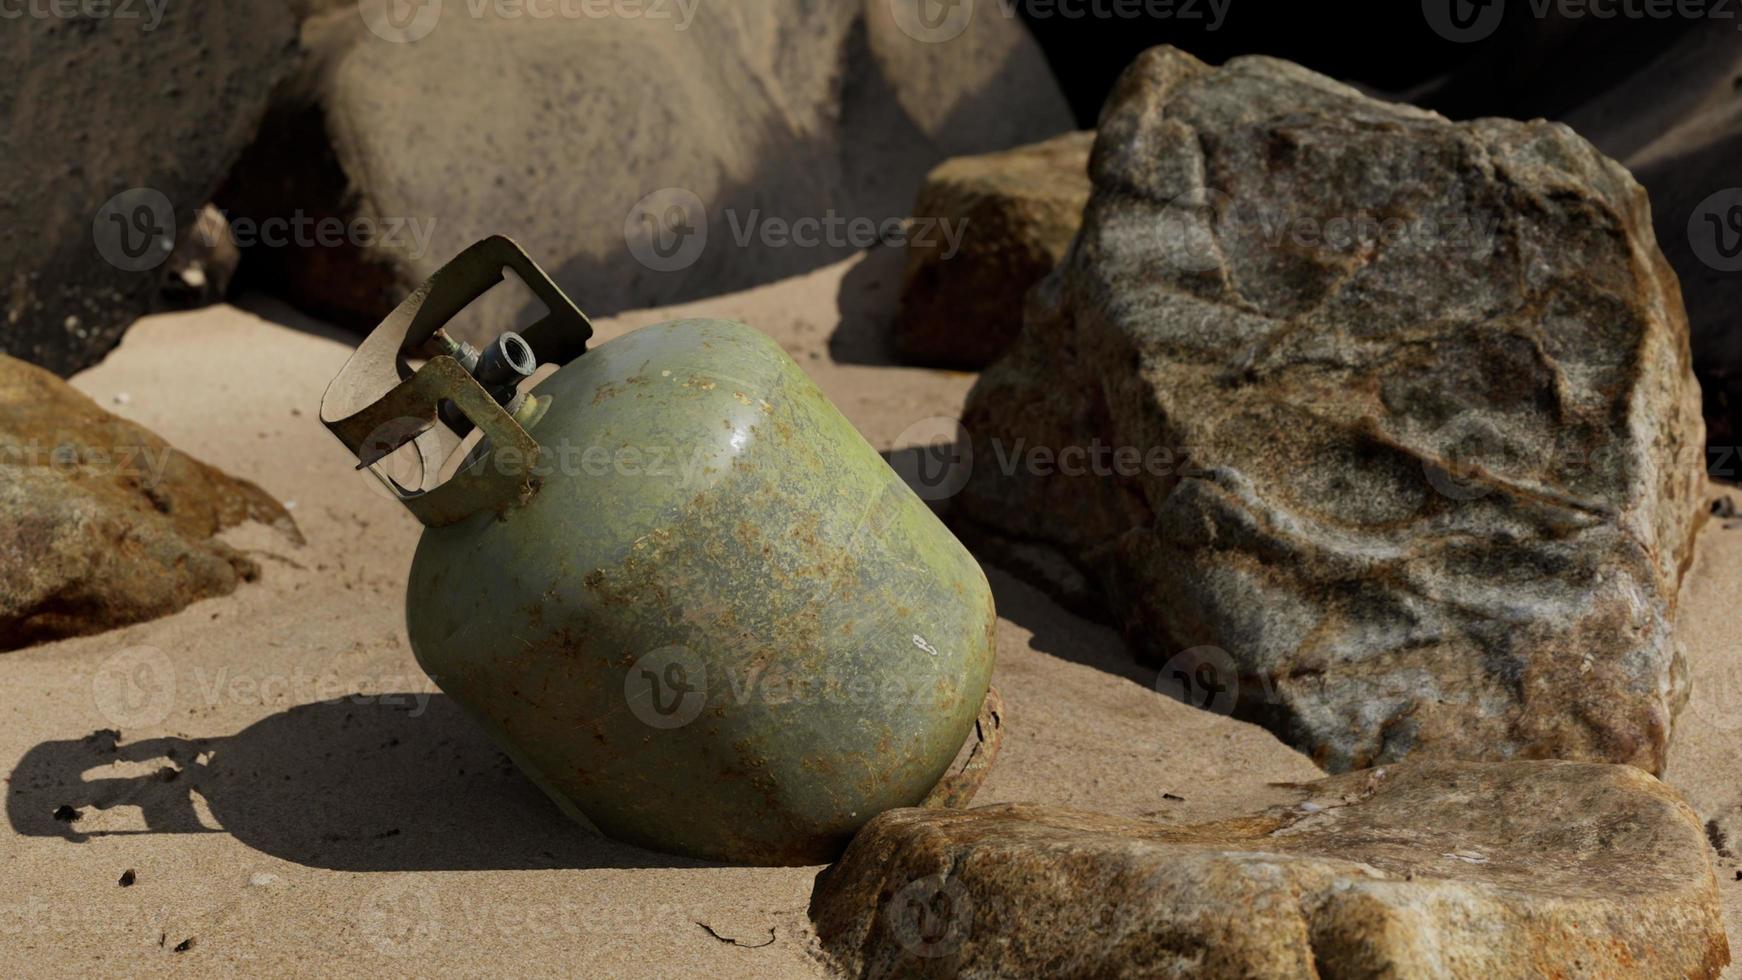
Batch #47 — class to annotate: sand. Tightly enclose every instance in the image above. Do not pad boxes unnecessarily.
[2,247,1736,976]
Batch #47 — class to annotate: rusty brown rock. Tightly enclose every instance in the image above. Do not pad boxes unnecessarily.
[812,760,1729,979]
[0,355,300,651]
[955,47,1707,773]
[895,132,1093,369]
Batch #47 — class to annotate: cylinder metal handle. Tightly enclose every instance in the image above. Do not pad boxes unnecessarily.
[320,236,593,527]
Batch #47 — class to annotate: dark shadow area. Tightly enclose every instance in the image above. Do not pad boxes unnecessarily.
[7,694,712,872]
[981,562,1150,686]
[830,242,908,366]
[1022,2,1702,127]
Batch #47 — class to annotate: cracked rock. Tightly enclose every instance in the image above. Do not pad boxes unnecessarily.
[812,761,1729,978]
[954,47,1706,772]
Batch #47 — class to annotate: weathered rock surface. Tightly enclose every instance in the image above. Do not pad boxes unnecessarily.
[895,131,1093,369]
[0,1,296,375]
[956,48,1706,772]
[220,1,1072,343]
[0,355,299,651]
[813,761,1729,979]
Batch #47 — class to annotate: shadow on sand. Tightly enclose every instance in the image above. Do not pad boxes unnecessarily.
[7,694,711,872]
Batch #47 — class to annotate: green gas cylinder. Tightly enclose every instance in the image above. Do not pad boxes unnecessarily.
[321,237,999,865]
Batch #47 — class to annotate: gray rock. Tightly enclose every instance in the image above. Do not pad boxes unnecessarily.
[895,131,1093,369]
[813,761,1730,979]
[0,354,300,651]
[955,48,1706,773]
[0,1,297,375]
[221,1,1073,342]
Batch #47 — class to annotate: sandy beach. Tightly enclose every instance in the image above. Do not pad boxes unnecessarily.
[8,245,1740,977]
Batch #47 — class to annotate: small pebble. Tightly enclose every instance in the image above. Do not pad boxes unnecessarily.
[112,392,131,406]
[119,869,136,887]
[249,872,280,887]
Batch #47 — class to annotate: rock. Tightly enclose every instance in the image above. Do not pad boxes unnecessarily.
[1560,26,1742,462]
[0,355,300,651]
[218,1,1072,343]
[812,761,1729,979]
[955,48,1706,773]
[162,206,242,309]
[894,132,1093,369]
[0,1,297,376]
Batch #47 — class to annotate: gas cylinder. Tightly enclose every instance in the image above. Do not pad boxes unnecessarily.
[321,237,1000,865]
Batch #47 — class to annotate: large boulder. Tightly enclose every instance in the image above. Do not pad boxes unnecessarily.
[0,355,299,651]
[894,131,1093,369]
[812,761,1729,979]
[954,48,1706,773]
[0,1,297,375]
[218,0,1073,342]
